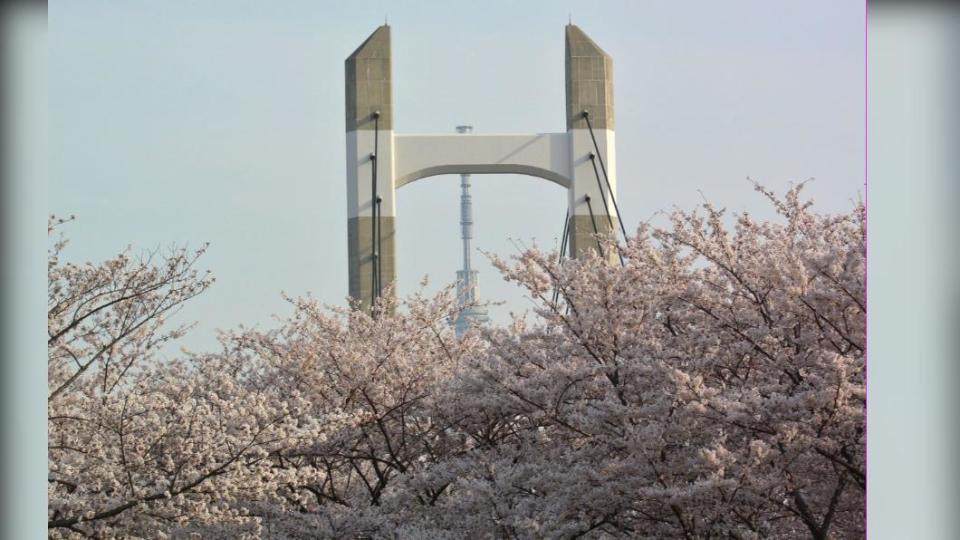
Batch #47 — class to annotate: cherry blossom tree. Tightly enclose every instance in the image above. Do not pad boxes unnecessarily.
[218,287,486,538]
[462,183,865,538]
[48,218,334,538]
[48,183,864,538]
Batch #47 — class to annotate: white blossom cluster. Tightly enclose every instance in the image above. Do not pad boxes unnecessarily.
[48,184,864,538]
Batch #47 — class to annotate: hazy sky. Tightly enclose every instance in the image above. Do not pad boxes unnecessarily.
[50,1,864,354]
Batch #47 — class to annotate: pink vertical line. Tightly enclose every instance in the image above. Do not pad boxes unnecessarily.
[863,0,869,538]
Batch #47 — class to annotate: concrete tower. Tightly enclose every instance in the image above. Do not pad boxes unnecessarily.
[345,24,617,311]
[452,125,490,336]
[344,25,395,311]
[565,24,617,258]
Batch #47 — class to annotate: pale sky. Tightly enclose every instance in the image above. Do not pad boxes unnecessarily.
[50,0,864,354]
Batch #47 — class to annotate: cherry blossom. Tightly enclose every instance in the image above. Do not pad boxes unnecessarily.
[48,184,864,538]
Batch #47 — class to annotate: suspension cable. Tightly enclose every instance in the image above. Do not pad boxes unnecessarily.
[582,111,628,239]
[371,110,381,303]
[587,154,625,267]
[376,195,383,298]
[558,210,570,265]
[552,210,570,305]
[370,151,379,301]
[584,195,605,259]
[588,152,617,233]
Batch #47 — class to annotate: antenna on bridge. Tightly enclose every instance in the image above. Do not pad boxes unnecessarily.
[452,125,490,336]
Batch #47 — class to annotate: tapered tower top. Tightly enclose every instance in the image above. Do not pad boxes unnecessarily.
[345,25,392,131]
[565,25,614,131]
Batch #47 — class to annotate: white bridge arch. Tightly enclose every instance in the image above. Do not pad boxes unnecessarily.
[394,133,572,188]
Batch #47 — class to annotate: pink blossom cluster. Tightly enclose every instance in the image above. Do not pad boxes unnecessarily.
[48,184,864,538]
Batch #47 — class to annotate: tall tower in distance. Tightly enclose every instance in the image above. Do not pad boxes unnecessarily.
[453,125,490,336]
